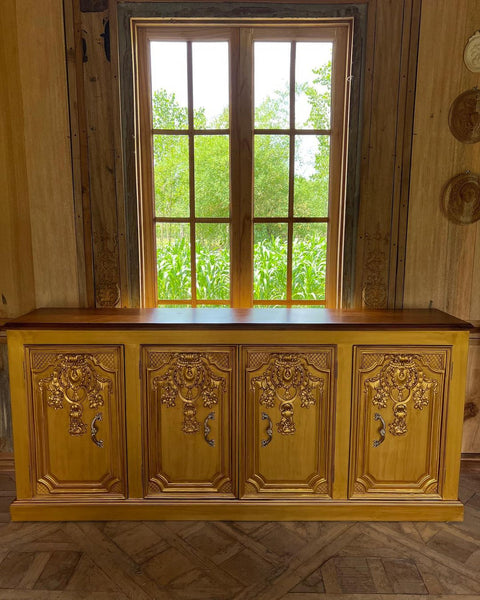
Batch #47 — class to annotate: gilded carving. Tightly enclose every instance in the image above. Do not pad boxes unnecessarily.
[442,172,480,225]
[251,353,324,435]
[38,354,111,437]
[364,354,438,437]
[448,89,480,144]
[152,353,226,434]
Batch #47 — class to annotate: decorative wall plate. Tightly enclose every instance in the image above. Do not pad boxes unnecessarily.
[464,31,480,72]
[442,172,480,225]
[448,89,480,144]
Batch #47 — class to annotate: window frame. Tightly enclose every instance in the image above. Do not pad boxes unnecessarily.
[126,11,361,309]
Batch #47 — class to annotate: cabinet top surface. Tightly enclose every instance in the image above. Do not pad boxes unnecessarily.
[5,308,472,331]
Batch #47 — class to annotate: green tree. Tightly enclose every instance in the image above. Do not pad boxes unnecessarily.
[152,58,332,304]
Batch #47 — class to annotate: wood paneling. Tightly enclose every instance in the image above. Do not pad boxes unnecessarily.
[404,0,480,453]
[15,0,80,308]
[350,347,450,498]
[0,0,35,319]
[81,9,126,308]
[241,346,334,498]
[26,345,126,497]
[462,332,480,453]
[404,0,480,320]
[143,347,236,497]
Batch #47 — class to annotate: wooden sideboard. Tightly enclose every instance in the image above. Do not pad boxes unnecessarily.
[6,308,471,521]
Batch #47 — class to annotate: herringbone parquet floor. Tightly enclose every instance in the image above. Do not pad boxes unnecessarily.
[1,464,480,599]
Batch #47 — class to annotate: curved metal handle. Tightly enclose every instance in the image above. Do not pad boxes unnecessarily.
[373,412,386,447]
[261,412,273,447]
[203,412,215,447]
[91,412,104,448]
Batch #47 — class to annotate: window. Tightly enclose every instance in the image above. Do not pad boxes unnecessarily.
[133,20,352,308]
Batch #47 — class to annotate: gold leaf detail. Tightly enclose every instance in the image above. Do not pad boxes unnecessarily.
[38,354,112,437]
[251,353,324,435]
[152,353,227,435]
[365,354,438,437]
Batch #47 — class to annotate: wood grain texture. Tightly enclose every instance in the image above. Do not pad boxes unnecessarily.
[462,334,480,453]
[355,0,419,310]
[5,307,472,330]
[82,10,123,309]
[15,0,80,308]
[0,0,35,319]
[6,315,470,520]
[404,0,480,321]
[2,471,480,599]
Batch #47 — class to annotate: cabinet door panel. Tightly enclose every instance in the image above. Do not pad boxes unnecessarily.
[350,347,450,498]
[241,346,335,498]
[143,347,236,498]
[26,346,126,497]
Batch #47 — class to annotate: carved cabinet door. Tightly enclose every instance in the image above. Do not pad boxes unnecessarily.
[350,347,451,498]
[241,346,335,498]
[143,347,236,498]
[26,346,126,497]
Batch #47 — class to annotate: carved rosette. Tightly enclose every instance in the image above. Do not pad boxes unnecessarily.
[364,354,437,437]
[250,353,324,435]
[448,89,480,144]
[152,353,226,434]
[38,354,111,437]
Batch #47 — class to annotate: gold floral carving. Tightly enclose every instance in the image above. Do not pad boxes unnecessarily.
[448,89,480,144]
[364,354,437,436]
[251,353,324,435]
[38,354,111,437]
[152,353,226,434]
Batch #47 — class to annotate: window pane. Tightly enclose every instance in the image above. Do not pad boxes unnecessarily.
[254,223,288,300]
[292,223,327,301]
[195,135,230,217]
[151,42,188,129]
[156,223,191,301]
[295,42,332,130]
[193,42,229,129]
[254,134,289,217]
[254,42,290,129]
[294,135,330,217]
[196,223,230,301]
[154,135,189,217]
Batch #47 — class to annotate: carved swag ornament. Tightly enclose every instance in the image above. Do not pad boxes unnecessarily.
[153,353,225,434]
[39,354,110,436]
[251,353,323,435]
[365,354,437,436]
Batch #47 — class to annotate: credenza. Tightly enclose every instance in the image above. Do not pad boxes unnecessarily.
[6,308,471,521]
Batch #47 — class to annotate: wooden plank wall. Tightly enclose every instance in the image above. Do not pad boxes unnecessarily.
[404,0,480,452]
[354,0,421,309]
[64,0,129,308]
[0,0,35,320]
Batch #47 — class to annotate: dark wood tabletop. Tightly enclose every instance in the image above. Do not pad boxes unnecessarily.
[5,307,473,331]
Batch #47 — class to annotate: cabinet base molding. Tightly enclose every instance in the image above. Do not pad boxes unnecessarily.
[9,499,464,522]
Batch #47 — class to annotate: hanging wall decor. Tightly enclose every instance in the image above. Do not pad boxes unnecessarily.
[464,31,480,73]
[442,172,480,225]
[448,88,480,144]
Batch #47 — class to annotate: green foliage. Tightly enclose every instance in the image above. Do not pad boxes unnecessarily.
[157,234,326,303]
[152,59,332,304]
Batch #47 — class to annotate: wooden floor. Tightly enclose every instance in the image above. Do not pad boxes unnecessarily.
[1,465,480,599]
